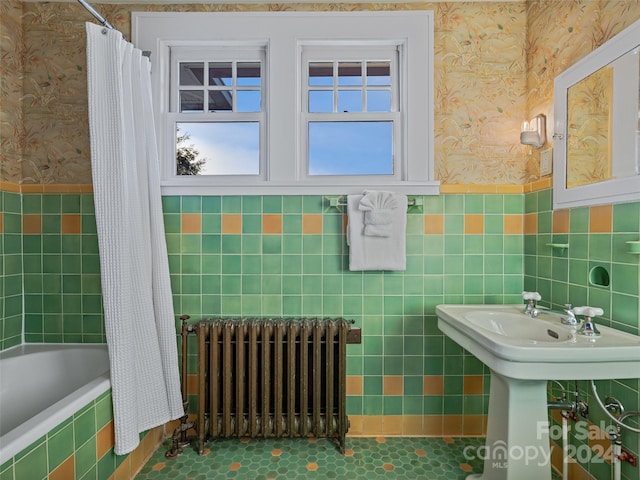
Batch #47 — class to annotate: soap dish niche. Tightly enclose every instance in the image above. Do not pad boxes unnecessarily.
[589,265,610,288]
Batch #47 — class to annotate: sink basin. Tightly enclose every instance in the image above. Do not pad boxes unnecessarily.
[436,304,640,380]
[436,304,640,480]
[464,311,575,343]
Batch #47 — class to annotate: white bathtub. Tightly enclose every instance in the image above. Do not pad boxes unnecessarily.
[0,343,110,465]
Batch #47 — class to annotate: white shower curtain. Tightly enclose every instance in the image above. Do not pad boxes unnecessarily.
[85,22,184,455]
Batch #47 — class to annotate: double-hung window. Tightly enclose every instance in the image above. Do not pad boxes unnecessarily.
[302,46,400,178]
[170,47,266,178]
[134,11,438,195]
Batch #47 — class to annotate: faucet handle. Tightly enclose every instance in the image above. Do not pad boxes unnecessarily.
[573,306,604,318]
[574,306,603,336]
[522,291,541,301]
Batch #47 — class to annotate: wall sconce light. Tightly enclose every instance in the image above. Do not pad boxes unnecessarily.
[520,114,546,148]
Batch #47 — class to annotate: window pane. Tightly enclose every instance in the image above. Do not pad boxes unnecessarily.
[180,90,204,112]
[237,90,261,112]
[180,62,204,86]
[338,90,362,113]
[209,62,232,86]
[176,122,260,175]
[208,90,233,112]
[308,122,393,175]
[309,62,333,86]
[309,90,333,113]
[338,62,362,86]
[237,62,261,86]
[366,90,391,112]
[367,61,391,85]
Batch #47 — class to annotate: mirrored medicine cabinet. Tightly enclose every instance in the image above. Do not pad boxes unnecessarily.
[553,19,640,209]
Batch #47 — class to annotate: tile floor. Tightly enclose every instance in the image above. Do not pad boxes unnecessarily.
[137,436,490,479]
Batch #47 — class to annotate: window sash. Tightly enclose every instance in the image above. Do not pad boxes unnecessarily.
[168,46,267,179]
[301,45,401,180]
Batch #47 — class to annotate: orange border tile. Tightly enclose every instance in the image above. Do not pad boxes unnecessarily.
[262,214,282,234]
[346,415,364,436]
[524,212,538,234]
[443,415,463,436]
[181,213,202,234]
[402,415,424,436]
[0,181,21,193]
[23,214,42,234]
[589,205,612,233]
[362,415,383,436]
[552,209,570,234]
[97,421,115,459]
[503,214,523,234]
[383,376,403,395]
[423,375,444,395]
[498,184,526,194]
[346,375,363,396]
[187,374,198,396]
[423,415,443,436]
[221,214,242,234]
[302,214,323,234]
[49,455,75,480]
[439,184,468,194]
[20,183,94,194]
[462,414,486,436]
[464,214,484,234]
[424,214,444,234]
[61,214,81,234]
[382,415,403,435]
[463,375,484,395]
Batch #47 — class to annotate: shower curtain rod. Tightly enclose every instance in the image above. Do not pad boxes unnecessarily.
[77,0,115,30]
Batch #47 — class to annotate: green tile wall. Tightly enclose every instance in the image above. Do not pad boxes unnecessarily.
[20,194,105,343]
[8,191,525,422]
[165,193,524,420]
[1,190,23,350]
[524,188,640,480]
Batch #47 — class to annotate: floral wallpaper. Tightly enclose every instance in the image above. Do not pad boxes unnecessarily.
[1,1,639,186]
[566,65,613,188]
[0,0,24,183]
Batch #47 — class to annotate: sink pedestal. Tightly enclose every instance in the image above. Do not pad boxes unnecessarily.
[469,371,551,480]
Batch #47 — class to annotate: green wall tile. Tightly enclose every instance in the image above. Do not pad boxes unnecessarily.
[14,441,47,480]
[48,423,74,469]
[263,196,282,213]
[22,194,41,214]
[202,196,221,213]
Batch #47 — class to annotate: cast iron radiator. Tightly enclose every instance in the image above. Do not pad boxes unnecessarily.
[166,316,354,457]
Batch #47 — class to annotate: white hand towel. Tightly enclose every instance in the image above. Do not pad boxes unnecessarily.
[347,193,407,271]
[358,190,399,237]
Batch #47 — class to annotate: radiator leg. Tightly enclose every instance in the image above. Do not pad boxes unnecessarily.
[165,401,195,458]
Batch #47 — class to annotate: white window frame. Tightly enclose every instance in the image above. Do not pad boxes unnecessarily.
[133,11,439,195]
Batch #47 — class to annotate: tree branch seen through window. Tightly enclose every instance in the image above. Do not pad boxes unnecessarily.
[176,128,206,175]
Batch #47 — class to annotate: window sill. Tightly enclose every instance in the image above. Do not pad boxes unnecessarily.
[160,181,440,196]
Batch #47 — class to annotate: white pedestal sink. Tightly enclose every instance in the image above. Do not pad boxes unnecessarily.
[436,304,640,480]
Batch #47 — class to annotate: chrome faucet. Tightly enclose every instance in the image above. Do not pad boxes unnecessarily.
[560,303,579,326]
[522,291,542,317]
